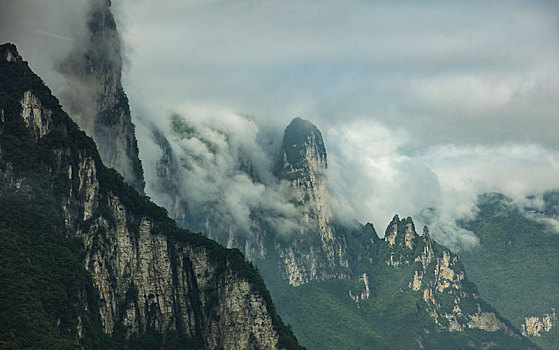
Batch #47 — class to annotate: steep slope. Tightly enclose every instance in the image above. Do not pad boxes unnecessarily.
[143,114,538,348]
[275,117,349,285]
[0,43,302,349]
[149,116,349,286]
[460,193,559,349]
[265,216,538,349]
[58,0,145,193]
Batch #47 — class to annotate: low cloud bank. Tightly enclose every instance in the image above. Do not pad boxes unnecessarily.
[327,119,559,250]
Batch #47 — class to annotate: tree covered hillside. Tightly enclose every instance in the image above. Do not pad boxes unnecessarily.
[460,193,559,350]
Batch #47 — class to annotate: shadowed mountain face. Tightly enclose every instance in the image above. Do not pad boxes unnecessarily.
[277,117,327,183]
[0,42,303,350]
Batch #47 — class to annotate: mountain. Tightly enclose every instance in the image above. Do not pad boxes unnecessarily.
[0,43,302,349]
[266,214,538,349]
[57,0,145,193]
[460,192,559,349]
[146,112,537,348]
[274,117,349,285]
[58,3,539,346]
[149,115,351,286]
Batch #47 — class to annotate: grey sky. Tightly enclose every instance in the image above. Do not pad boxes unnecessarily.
[1,0,558,249]
[120,0,559,147]
[118,0,559,248]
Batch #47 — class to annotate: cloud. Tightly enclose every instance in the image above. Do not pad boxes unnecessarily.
[138,107,305,247]
[118,0,559,144]
[326,119,559,250]
[0,0,89,94]
[2,0,558,251]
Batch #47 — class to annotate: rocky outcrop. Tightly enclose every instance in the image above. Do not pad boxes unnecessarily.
[148,116,349,286]
[58,0,145,193]
[0,43,302,349]
[20,91,53,140]
[380,215,518,335]
[522,310,557,337]
[276,117,349,285]
[349,273,371,307]
[0,43,21,62]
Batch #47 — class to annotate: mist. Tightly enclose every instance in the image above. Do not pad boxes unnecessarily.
[0,0,89,98]
[121,0,559,250]
[2,0,559,251]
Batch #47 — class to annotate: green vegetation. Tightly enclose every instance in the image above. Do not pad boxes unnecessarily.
[0,175,106,349]
[260,259,532,349]
[0,44,303,349]
[460,193,559,349]
[256,222,535,349]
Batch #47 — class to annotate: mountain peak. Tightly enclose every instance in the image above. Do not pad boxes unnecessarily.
[275,117,349,285]
[385,215,418,249]
[287,116,320,132]
[58,0,145,194]
[278,117,326,182]
[1,43,22,62]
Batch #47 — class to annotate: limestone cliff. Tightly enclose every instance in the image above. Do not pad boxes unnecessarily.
[522,310,557,337]
[148,116,349,286]
[58,0,145,193]
[0,43,302,349]
[380,215,520,335]
[275,117,349,285]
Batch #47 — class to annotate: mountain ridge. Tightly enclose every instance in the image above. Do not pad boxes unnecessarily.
[0,42,303,349]
[144,109,538,348]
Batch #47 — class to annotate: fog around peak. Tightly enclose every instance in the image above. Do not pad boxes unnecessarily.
[2,0,558,250]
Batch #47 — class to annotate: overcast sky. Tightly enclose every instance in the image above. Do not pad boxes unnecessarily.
[119,0,559,147]
[2,0,559,249]
[119,0,559,248]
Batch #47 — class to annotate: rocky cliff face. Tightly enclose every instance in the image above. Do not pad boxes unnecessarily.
[522,310,557,337]
[0,43,302,349]
[276,117,349,285]
[148,116,349,286]
[374,215,520,336]
[58,0,145,193]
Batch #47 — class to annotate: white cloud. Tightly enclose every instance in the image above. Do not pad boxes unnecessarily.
[2,0,558,251]
[327,119,559,249]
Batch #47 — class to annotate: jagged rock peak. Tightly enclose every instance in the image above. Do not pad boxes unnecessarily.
[364,222,380,242]
[384,214,418,249]
[1,43,22,62]
[278,117,327,181]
